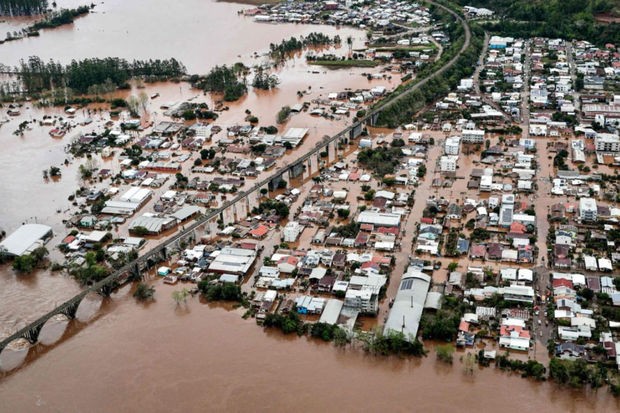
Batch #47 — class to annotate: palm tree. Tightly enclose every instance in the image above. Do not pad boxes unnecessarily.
[346,36,353,57]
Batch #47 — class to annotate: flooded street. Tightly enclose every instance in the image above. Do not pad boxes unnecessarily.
[1,1,619,410]
[1,285,617,413]
[0,0,374,329]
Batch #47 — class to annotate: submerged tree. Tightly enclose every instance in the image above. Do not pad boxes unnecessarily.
[133,282,155,302]
[172,288,189,306]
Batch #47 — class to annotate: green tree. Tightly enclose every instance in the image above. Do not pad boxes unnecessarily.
[172,288,189,306]
[436,344,454,364]
[133,282,155,301]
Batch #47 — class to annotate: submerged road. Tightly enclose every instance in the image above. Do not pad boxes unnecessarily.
[0,0,472,354]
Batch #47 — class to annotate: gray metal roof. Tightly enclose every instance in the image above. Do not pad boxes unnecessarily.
[0,224,52,256]
[383,266,431,341]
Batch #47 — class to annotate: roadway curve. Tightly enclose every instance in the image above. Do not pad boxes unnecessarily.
[0,0,472,354]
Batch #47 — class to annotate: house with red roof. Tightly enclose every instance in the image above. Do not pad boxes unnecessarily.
[499,325,531,351]
[277,255,299,273]
[249,224,269,239]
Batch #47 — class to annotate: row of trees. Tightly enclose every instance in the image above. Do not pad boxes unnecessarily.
[269,32,341,62]
[0,0,48,16]
[17,56,187,94]
[30,5,91,31]
[252,199,289,219]
[374,19,485,127]
[191,64,247,101]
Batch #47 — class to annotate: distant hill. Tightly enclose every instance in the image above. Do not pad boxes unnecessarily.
[457,0,620,45]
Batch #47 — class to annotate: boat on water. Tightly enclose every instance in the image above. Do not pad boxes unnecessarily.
[151,93,160,99]
[163,275,178,285]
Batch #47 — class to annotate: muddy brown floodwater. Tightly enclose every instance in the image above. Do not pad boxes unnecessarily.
[1,0,619,410]
[1,284,618,413]
[0,0,372,329]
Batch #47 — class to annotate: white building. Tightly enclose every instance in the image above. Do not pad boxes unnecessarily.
[356,211,401,227]
[439,155,458,172]
[383,266,431,341]
[579,198,598,222]
[595,133,620,152]
[282,221,303,242]
[444,136,461,155]
[461,129,485,143]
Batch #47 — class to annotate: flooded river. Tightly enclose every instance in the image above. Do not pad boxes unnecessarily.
[0,0,618,410]
[1,284,618,412]
[0,0,372,328]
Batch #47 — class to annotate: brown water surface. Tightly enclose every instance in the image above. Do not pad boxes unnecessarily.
[0,285,617,412]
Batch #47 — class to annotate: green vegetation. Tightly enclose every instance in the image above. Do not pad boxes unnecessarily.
[172,288,190,305]
[0,0,48,16]
[421,295,469,341]
[332,220,360,238]
[307,59,378,68]
[263,311,306,335]
[554,149,569,170]
[362,329,426,357]
[336,208,350,219]
[375,19,484,127]
[421,310,460,341]
[16,56,186,95]
[252,199,289,218]
[197,280,244,302]
[252,66,279,90]
[276,105,291,124]
[496,354,546,380]
[133,282,155,302]
[464,0,620,46]
[191,64,247,101]
[12,246,48,273]
[417,164,427,178]
[269,32,340,62]
[310,322,345,342]
[436,344,455,364]
[71,251,110,285]
[357,146,403,176]
[470,228,490,241]
[548,357,608,389]
[29,5,91,31]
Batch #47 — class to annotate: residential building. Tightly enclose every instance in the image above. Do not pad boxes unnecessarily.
[579,198,598,222]
[444,136,461,155]
[282,221,303,242]
[439,155,458,172]
[461,129,485,143]
[595,133,620,152]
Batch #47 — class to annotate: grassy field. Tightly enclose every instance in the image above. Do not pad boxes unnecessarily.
[308,60,379,68]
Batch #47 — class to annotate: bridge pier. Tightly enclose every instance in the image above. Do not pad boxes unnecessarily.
[369,111,381,127]
[129,263,142,281]
[60,300,81,319]
[268,174,285,191]
[23,323,44,344]
[350,122,363,140]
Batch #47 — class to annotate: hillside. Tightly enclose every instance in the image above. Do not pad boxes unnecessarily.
[458,0,620,45]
